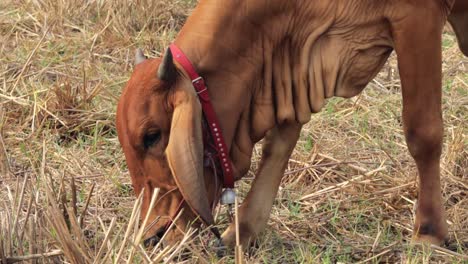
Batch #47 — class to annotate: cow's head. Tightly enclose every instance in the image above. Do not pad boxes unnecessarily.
[116,48,221,246]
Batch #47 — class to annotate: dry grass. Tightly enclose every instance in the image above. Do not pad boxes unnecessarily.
[0,0,466,263]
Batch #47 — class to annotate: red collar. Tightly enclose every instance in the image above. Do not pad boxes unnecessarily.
[170,43,235,189]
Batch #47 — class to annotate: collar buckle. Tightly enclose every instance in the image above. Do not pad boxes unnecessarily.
[192,76,203,84]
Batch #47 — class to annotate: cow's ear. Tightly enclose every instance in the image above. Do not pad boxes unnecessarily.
[157,48,177,82]
[135,48,147,65]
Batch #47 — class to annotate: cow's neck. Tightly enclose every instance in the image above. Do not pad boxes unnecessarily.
[174,0,293,148]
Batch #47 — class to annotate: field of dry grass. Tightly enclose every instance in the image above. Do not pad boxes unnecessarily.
[0,0,467,263]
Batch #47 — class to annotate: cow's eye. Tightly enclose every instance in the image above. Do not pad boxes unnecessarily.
[143,131,161,149]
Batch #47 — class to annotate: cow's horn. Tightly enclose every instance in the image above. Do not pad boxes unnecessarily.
[135,48,147,65]
[165,91,214,227]
[157,48,177,82]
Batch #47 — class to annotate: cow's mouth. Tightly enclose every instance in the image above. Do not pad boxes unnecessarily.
[143,227,167,248]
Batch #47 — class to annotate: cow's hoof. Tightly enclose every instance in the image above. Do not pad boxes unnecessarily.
[221,223,257,249]
[412,218,448,246]
[411,234,447,246]
[210,238,228,258]
[221,226,237,248]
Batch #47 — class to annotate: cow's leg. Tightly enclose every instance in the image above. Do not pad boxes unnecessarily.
[221,122,301,248]
[391,8,448,245]
[449,0,468,56]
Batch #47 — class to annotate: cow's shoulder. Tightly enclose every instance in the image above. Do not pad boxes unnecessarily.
[385,0,452,25]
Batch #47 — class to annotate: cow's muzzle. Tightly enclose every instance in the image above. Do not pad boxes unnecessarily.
[143,227,166,248]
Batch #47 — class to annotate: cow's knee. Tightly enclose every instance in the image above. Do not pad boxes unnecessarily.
[404,123,443,163]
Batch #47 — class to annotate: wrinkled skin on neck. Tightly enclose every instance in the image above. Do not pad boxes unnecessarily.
[117,0,465,245]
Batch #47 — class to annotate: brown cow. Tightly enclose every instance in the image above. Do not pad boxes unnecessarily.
[116,0,467,248]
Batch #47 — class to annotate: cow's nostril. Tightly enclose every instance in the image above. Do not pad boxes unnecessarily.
[155,228,166,240]
[143,228,166,248]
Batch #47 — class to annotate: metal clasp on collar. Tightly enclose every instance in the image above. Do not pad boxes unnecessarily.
[196,88,207,95]
[192,77,207,94]
[192,76,203,84]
